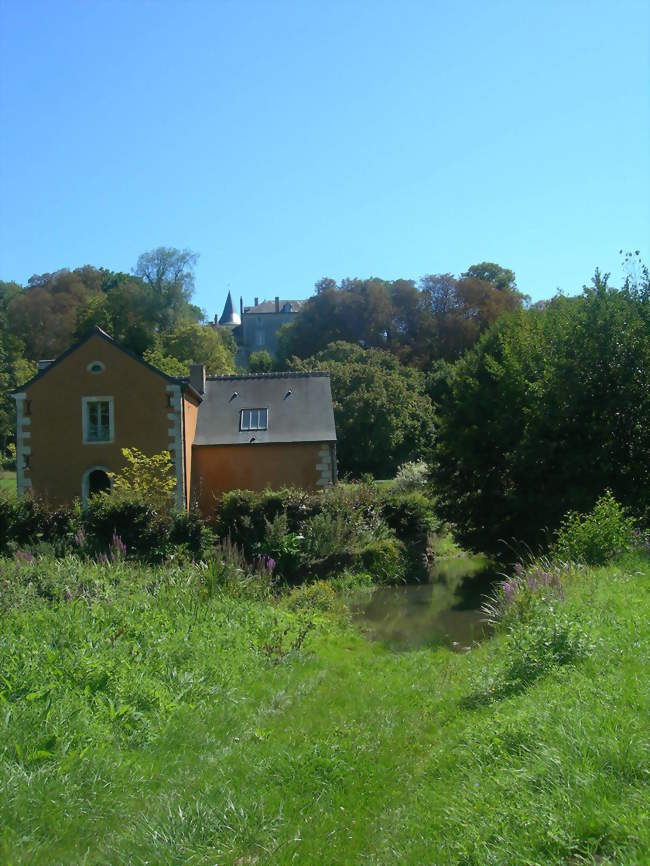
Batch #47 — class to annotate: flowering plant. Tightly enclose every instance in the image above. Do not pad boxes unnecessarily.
[482,557,569,627]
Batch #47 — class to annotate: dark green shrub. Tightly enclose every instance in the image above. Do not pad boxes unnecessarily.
[0,496,41,551]
[379,491,438,581]
[214,484,439,584]
[358,537,406,584]
[214,488,317,556]
[169,510,215,560]
[0,495,80,555]
[261,512,303,581]
[84,493,170,562]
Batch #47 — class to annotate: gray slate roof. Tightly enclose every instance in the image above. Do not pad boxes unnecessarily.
[193,372,336,446]
[243,299,305,314]
[219,291,241,326]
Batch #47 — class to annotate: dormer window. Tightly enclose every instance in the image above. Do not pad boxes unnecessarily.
[240,408,268,431]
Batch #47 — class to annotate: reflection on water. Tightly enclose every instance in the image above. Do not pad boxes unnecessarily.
[352,555,496,651]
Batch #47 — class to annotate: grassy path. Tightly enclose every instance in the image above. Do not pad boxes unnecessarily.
[1,556,648,865]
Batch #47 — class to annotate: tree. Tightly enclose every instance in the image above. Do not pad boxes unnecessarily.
[142,348,190,378]
[146,323,236,375]
[289,342,436,478]
[133,247,202,330]
[248,350,273,373]
[277,277,399,360]
[462,262,518,293]
[109,447,177,514]
[0,305,36,452]
[278,266,524,368]
[432,271,650,555]
[419,266,526,361]
[6,267,103,359]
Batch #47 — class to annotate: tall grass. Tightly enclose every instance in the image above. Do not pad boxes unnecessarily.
[1,551,649,865]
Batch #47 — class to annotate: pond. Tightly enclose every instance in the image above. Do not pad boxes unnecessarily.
[352,554,497,651]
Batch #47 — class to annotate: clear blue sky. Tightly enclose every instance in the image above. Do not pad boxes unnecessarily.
[1,0,648,317]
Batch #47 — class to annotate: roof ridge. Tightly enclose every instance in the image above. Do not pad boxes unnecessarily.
[206,370,329,380]
[11,323,203,399]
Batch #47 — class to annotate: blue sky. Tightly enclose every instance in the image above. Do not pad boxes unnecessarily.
[1,0,648,317]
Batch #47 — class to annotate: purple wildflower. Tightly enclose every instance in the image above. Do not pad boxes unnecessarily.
[74,528,86,548]
[109,531,127,563]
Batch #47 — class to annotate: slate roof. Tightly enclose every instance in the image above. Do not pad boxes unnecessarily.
[218,291,241,326]
[193,372,336,446]
[243,299,305,315]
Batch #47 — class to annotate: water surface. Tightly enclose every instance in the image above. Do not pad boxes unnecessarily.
[352,555,495,651]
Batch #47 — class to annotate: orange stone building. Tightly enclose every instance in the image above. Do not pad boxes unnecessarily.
[13,327,337,515]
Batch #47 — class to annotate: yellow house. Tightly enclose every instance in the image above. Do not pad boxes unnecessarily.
[12,327,337,515]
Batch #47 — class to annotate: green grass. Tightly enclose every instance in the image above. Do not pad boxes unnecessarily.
[0,470,16,493]
[1,554,648,865]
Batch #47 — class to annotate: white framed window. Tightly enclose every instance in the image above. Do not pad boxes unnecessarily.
[255,330,265,346]
[82,396,114,443]
[240,408,268,431]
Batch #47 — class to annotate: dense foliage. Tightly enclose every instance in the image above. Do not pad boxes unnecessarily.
[288,342,436,477]
[432,272,650,554]
[0,482,438,583]
[276,263,526,367]
[553,490,639,565]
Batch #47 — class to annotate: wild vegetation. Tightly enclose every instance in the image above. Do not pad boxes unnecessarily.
[432,271,650,554]
[0,466,437,586]
[0,491,648,864]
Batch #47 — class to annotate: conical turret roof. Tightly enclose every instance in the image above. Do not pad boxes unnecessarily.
[218,291,241,327]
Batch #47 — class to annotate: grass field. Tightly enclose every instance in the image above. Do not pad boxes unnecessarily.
[0,553,648,865]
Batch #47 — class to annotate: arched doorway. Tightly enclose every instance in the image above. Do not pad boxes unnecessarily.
[82,466,112,508]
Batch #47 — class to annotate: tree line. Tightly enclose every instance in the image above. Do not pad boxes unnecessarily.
[2,247,648,559]
[275,254,649,556]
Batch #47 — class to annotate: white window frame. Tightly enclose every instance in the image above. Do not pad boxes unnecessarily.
[255,329,265,346]
[240,408,268,431]
[82,396,115,444]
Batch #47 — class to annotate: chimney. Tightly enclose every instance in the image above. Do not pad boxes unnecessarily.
[240,295,243,318]
[189,364,206,395]
[275,296,280,313]
[254,296,259,307]
[38,360,54,372]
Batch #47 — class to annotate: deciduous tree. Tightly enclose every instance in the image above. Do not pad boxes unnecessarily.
[289,342,435,478]
[432,271,650,554]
